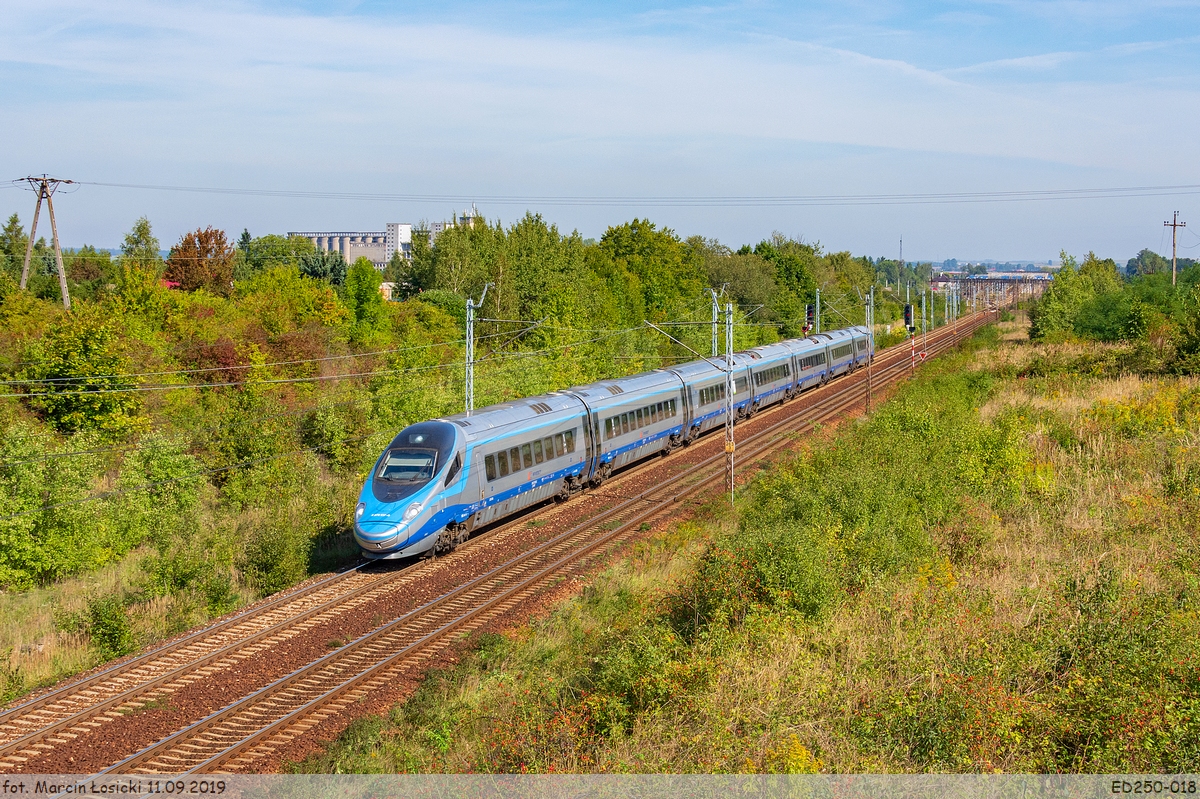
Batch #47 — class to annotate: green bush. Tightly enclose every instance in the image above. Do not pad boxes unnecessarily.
[87,596,134,660]
[18,305,146,437]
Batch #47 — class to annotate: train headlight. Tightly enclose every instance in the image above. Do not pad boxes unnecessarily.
[355,503,365,521]
[404,502,423,521]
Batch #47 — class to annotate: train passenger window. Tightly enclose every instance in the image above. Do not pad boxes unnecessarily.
[532,439,544,464]
[604,418,612,439]
[636,408,643,427]
[657,401,664,417]
[497,451,510,477]
[621,414,630,435]
[543,437,556,459]
[554,434,565,457]
[485,454,497,481]
[509,447,521,472]
[565,429,576,452]
[650,404,658,422]
[521,444,533,469]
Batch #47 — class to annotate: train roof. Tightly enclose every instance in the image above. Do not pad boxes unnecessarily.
[437,391,584,437]
[779,335,831,354]
[741,341,794,361]
[564,368,682,403]
[667,358,726,381]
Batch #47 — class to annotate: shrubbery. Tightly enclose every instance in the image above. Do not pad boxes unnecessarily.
[300,323,1200,773]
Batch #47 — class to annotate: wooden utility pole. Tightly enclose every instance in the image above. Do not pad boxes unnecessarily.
[19,175,74,309]
[1165,212,1187,286]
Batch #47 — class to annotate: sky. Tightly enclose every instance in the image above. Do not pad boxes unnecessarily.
[2,0,1199,263]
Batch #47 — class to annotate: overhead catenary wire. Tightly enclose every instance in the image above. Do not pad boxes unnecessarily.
[3,322,621,461]
[0,435,380,523]
[2,323,650,399]
[0,339,470,387]
[0,388,373,466]
[0,323,689,517]
[2,320,654,388]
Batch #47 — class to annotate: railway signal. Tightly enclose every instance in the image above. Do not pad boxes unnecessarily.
[904,303,915,332]
[805,303,815,332]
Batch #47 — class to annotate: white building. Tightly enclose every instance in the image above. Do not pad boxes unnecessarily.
[289,223,413,269]
[291,207,480,268]
[428,205,482,245]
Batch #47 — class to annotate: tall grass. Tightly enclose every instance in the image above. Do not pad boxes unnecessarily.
[297,320,1200,773]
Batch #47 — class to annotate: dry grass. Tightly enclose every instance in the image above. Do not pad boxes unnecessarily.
[0,552,146,695]
[300,327,1200,774]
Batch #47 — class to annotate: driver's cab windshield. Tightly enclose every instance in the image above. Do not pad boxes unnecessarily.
[376,449,437,482]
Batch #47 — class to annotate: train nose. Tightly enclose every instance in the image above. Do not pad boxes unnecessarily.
[354,514,405,552]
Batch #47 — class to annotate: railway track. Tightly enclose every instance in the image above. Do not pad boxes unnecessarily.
[0,311,994,775]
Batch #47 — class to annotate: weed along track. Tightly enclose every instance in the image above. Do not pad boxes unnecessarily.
[0,312,994,775]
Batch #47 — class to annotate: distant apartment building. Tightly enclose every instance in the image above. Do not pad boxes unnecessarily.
[289,222,413,269]
[428,205,482,246]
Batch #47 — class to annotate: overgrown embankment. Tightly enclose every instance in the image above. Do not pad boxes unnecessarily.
[299,320,1200,773]
[1,216,908,705]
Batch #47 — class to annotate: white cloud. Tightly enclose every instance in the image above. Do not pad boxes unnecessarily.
[2,0,1198,259]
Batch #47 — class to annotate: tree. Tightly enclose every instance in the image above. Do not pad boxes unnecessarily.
[0,213,27,280]
[121,217,162,273]
[1127,249,1170,277]
[754,236,819,301]
[18,305,145,436]
[298,250,348,286]
[600,219,703,320]
[342,257,387,337]
[165,227,235,295]
[239,234,316,279]
[385,249,432,299]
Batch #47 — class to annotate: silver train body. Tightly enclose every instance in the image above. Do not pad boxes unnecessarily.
[354,325,872,559]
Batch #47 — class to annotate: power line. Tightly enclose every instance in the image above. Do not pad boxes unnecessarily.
[1,322,648,391]
[0,435,379,523]
[0,389,372,466]
[0,339,469,387]
[41,180,1200,208]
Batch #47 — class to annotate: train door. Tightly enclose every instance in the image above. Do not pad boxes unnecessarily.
[679,386,691,437]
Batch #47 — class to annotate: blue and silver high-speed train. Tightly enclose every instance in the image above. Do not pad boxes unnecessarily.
[354,325,872,558]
